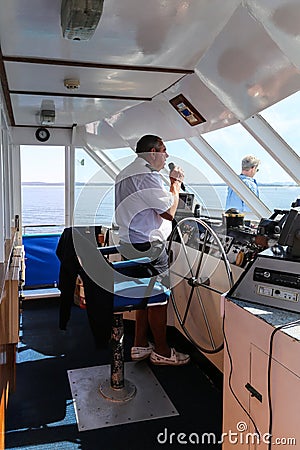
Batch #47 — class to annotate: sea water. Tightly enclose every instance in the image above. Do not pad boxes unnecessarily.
[22,184,299,234]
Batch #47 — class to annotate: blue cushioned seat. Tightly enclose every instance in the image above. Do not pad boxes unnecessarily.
[112,255,170,311]
[113,278,170,311]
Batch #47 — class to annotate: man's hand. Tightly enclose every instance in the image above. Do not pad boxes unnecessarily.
[169,165,184,188]
[160,165,184,221]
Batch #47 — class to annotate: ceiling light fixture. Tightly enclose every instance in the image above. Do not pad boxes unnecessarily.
[40,110,55,126]
[64,78,80,90]
[61,0,104,41]
[39,100,56,126]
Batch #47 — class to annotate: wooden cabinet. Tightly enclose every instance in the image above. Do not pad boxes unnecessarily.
[223,299,300,449]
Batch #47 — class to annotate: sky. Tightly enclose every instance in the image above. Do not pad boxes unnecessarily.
[20,90,300,185]
[21,146,65,183]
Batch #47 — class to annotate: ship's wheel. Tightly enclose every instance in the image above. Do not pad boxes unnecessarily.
[167,217,234,354]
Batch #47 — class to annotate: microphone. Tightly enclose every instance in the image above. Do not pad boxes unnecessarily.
[168,162,186,191]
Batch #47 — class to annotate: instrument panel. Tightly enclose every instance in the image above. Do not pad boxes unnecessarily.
[172,215,266,267]
[228,248,300,313]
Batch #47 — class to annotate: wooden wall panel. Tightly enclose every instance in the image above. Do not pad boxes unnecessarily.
[0,234,22,450]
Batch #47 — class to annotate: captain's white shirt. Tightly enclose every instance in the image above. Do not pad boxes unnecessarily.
[115,157,174,243]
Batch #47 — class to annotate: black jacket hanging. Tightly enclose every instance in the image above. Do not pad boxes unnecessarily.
[56,227,114,348]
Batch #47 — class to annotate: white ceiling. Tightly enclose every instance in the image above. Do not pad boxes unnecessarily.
[0,0,300,143]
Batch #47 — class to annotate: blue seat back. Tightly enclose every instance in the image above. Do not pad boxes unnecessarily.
[23,234,61,289]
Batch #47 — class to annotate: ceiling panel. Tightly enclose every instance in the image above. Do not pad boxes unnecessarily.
[5,62,184,98]
[195,4,300,121]
[1,0,300,132]
[10,93,141,127]
[0,0,241,68]
[247,0,300,70]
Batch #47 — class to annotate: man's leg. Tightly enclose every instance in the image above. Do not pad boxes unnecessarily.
[134,305,171,356]
[131,243,172,356]
[134,309,149,347]
[148,304,171,357]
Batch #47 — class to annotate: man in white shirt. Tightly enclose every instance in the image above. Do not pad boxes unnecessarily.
[115,135,190,366]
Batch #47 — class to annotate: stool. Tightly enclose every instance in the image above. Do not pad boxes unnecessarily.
[67,250,178,431]
[99,272,170,402]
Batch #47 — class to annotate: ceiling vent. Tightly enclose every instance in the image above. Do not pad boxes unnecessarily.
[61,0,104,41]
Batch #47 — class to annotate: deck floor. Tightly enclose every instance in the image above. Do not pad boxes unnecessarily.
[6,297,223,449]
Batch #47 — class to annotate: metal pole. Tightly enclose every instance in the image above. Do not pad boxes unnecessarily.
[110,314,125,389]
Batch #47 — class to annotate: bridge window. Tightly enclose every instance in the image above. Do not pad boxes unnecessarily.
[21,145,65,235]
[74,147,115,227]
[166,139,225,217]
[203,123,297,212]
[260,90,300,157]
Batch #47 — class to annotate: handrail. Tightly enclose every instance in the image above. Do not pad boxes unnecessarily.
[22,224,65,234]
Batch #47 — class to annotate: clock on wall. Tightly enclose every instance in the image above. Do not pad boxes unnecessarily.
[35,127,50,142]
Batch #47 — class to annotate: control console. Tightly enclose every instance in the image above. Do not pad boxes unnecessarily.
[228,248,300,313]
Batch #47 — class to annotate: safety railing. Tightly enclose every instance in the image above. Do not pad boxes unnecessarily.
[22,223,65,235]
